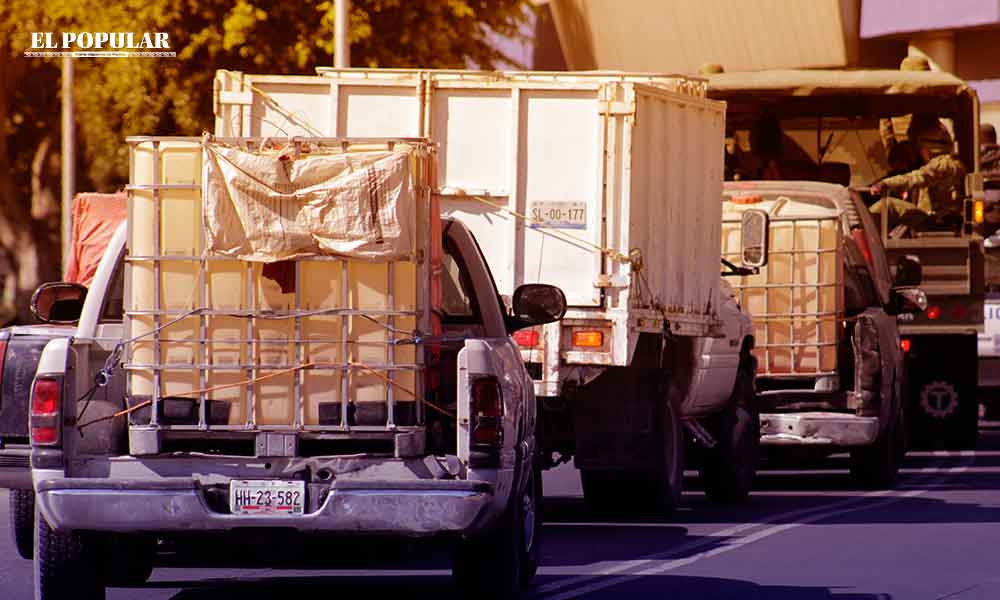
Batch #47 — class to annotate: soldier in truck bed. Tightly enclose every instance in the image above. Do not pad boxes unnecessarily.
[869,114,966,226]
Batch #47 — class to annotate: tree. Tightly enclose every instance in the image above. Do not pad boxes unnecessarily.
[0,0,534,322]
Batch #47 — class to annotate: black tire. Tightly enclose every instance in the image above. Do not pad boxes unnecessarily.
[850,413,901,489]
[520,467,542,588]
[10,489,35,560]
[453,464,540,599]
[34,506,105,600]
[101,534,155,586]
[651,388,685,515]
[580,469,622,516]
[700,356,760,503]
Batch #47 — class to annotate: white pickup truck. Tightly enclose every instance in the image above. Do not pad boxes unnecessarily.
[28,137,566,600]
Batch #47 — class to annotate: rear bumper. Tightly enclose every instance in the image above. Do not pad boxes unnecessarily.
[0,445,32,490]
[37,477,497,536]
[760,412,879,446]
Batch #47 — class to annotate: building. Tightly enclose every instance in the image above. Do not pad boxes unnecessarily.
[504,0,1000,131]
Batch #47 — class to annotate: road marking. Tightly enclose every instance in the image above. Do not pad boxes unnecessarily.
[534,452,973,600]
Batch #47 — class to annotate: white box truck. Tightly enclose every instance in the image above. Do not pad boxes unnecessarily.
[215,69,766,510]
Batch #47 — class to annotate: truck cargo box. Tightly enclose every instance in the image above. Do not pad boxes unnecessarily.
[215,69,726,370]
[125,136,436,432]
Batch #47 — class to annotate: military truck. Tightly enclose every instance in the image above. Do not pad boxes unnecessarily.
[709,67,986,449]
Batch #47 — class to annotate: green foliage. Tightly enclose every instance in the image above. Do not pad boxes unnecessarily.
[5,0,535,190]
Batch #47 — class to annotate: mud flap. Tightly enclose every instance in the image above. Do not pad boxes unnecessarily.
[904,334,978,449]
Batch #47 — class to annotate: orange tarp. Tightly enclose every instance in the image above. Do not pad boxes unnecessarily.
[64,192,126,286]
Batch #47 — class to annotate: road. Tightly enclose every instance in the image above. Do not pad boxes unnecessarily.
[4,424,1000,599]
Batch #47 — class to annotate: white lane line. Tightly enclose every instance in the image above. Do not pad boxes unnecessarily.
[534,452,972,600]
[534,484,899,596]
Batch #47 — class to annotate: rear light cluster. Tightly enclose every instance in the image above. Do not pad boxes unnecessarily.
[572,331,603,348]
[31,378,61,446]
[513,329,540,348]
[923,303,969,321]
[900,338,911,353]
[471,377,503,447]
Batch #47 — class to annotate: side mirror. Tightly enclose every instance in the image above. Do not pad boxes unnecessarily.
[508,284,567,330]
[740,209,770,268]
[893,255,922,288]
[31,282,88,324]
[888,287,928,316]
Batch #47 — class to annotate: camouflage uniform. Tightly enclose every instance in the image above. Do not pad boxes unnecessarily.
[879,152,966,214]
[871,114,966,218]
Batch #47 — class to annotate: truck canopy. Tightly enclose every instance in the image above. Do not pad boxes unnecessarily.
[709,69,980,177]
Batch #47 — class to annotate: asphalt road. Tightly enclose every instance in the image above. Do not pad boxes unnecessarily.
[4,424,1000,599]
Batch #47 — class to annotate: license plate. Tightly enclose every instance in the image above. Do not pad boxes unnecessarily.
[230,480,305,516]
[528,201,587,230]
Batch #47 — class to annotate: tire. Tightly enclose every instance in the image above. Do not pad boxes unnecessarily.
[651,387,685,515]
[34,506,105,600]
[580,469,623,516]
[101,534,155,586]
[519,467,542,588]
[850,412,901,489]
[10,489,35,560]
[453,463,540,599]
[700,356,760,503]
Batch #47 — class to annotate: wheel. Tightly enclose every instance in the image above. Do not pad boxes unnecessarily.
[101,534,155,586]
[453,464,540,599]
[699,356,760,503]
[34,505,105,600]
[519,467,542,588]
[10,489,35,559]
[650,386,685,515]
[850,412,902,489]
[580,469,623,516]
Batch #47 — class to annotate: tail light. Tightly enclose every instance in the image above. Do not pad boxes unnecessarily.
[951,305,968,320]
[31,377,61,446]
[900,338,911,353]
[513,329,540,348]
[471,377,503,447]
[926,306,941,320]
[571,331,604,348]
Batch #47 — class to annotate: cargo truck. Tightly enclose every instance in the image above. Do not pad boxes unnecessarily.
[29,137,567,600]
[215,68,769,510]
[709,67,986,449]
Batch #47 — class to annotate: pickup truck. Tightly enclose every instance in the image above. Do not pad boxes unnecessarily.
[1,192,124,560]
[29,137,566,600]
[722,181,927,487]
[0,321,79,559]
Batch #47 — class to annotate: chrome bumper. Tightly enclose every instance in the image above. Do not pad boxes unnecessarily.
[760,412,879,446]
[37,477,495,535]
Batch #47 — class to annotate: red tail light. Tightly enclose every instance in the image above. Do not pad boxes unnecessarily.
[471,377,503,446]
[513,330,539,347]
[951,305,967,320]
[31,378,61,446]
[900,338,911,353]
[926,306,941,320]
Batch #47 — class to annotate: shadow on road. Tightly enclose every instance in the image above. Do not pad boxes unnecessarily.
[129,573,892,600]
